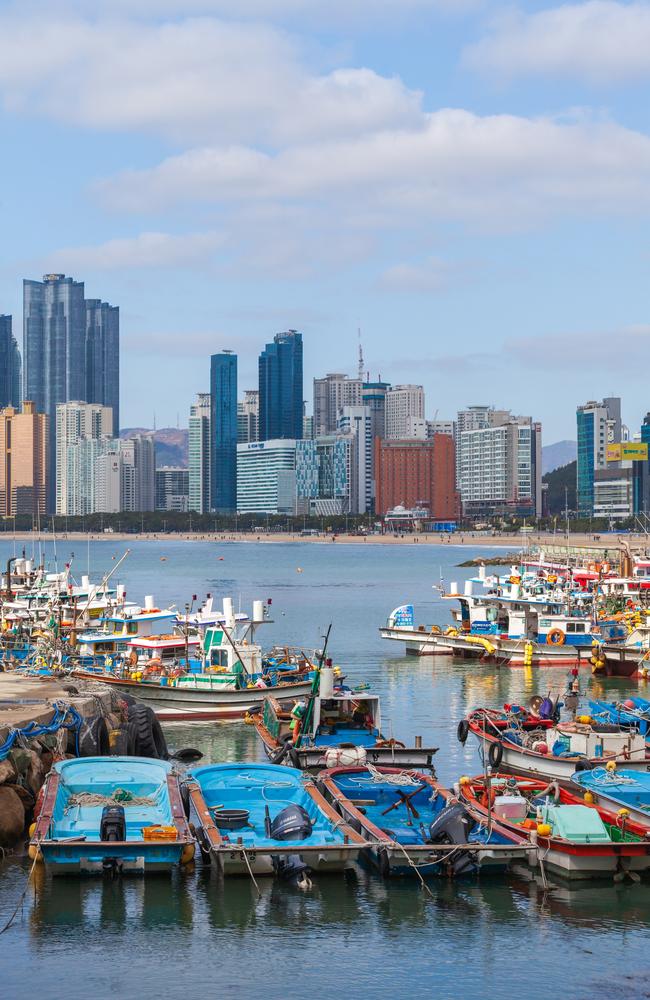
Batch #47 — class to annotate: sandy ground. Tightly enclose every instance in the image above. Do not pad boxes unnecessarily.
[1,530,644,551]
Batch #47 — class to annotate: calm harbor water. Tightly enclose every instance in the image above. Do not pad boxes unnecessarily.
[1,539,648,1000]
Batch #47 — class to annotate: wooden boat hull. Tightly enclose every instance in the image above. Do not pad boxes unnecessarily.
[71,669,313,720]
[601,645,646,678]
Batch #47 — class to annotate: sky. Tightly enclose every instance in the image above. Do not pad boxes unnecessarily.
[1,0,649,441]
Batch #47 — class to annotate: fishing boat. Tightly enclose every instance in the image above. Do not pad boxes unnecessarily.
[253,662,437,772]
[572,767,650,828]
[317,764,528,878]
[600,624,650,678]
[31,756,194,875]
[463,707,649,781]
[459,773,650,879]
[588,698,650,736]
[72,598,315,720]
[184,762,365,882]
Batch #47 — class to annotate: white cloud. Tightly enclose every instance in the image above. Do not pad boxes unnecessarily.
[45,231,224,271]
[464,2,650,83]
[379,257,453,292]
[0,14,421,144]
[98,111,650,231]
[506,325,650,372]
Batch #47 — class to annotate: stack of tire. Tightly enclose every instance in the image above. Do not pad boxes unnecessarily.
[74,700,168,760]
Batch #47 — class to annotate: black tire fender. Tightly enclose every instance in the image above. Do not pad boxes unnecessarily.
[457,720,470,745]
[378,848,391,880]
[287,746,301,769]
[488,741,503,769]
[78,715,110,757]
[129,703,160,758]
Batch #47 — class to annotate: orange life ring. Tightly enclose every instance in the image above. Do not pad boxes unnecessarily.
[546,628,565,646]
[145,658,162,672]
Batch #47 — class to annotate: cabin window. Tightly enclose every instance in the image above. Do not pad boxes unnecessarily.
[540,619,551,628]
[127,622,138,635]
[210,649,228,667]
[566,623,586,634]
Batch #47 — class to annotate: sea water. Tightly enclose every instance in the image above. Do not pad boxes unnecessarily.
[1,539,647,1000]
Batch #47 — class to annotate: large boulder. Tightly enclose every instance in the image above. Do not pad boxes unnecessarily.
[0,759,17,785]
[25,750,45,797]
[0,786,25,846]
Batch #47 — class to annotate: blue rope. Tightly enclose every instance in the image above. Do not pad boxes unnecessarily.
[0,701,83,761]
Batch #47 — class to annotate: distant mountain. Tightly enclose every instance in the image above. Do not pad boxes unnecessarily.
[542,440,576,475]
[121,427,189,468]
[543,460,577,515]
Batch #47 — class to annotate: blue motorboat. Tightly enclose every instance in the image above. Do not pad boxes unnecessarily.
[588,699,650,737]
[31,757,195,874]
[318,765,528,878]
[571,767,650,828]
[185,762,366,882]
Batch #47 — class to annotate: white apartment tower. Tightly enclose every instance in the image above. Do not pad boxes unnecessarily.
[55,401,113,514]
[189,392,211,513]
[385,385,425,440]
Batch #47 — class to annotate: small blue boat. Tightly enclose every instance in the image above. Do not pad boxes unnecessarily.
[588,699,650,737]
[31,757,195,875]
[571,767,650,829]
[185,762,366,882]
[318,765,528,878]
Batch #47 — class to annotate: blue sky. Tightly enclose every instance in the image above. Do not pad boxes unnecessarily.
[1,0,650,440]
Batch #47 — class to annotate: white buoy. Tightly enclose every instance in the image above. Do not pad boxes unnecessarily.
[252,600,265,623]
[319,662,334,699]
[144,595,155,610]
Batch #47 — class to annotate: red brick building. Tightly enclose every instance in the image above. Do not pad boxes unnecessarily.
[374,435,459,518]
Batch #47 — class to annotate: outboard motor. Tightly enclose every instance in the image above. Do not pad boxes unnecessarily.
[100,804,126,877]
[427,803,476,877]
[268,804,313,888]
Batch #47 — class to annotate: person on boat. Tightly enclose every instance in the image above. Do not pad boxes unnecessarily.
[290,699,307,742]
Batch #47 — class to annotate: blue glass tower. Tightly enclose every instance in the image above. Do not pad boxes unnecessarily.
[210,351,238,513]
[258,330,303,440]
[86,299,120,434]
[0,315,21,409]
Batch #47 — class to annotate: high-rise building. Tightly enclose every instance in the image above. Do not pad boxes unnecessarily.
[577,398,622,517]
[258,330,303,441]
[457,413,542,518]
[428,419,456,439]
[85,299,120,434]
[237,389,259,444]
[296,435,354,516]
[313,373,363,436]
[338,405,373,514]
[210,351,237,513]
[0,316,21,409]
[385,385,425,440]
[362,380,391,443]
[188,392,211,514]
[155,467,189,511]
[375,437,458,519]
[55,401,113,515]
[0,402,48,517]
[237,440,297,514]
[120,434,155,511]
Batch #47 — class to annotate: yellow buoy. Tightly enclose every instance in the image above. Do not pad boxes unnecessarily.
[28,844,43,863]
[28,822,37,838]
[605,760,617,772]
[577,715,592,725]
[536,823,552,837]
[584,791,594,804]
[181,843,195,864]
[617,808,630,819]
[458,776,471,786]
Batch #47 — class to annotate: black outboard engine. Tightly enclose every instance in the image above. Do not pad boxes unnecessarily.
[100,804,126,877]
[427,803,476,877]
[268,804,313,887]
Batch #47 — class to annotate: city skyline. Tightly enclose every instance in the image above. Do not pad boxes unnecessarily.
[2,2,650,441]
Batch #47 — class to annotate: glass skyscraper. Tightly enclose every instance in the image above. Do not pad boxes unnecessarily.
[86,299,120,434]
[0,315,21,409]
[258,330,303,441]
[210,351,238,513]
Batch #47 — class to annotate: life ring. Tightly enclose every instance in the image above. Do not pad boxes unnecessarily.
[457,720,470,745]
[374,738,406,749]
[546,628,565,646]
[488,742,503,768]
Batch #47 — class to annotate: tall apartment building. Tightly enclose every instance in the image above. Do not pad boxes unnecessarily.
[362,380,391,443]
[258,330,303,441]
[457,413,542,518]
[210,351,237,513]
[385,385,425,440]
[0,315,21,409]
[374,436,457,519]
[338,405,373,514]
[188,392,211,513]
[236,440,297,514]
[155,468,189,511]
[120,434,155,512]
[55,401,113,515]
[23,274,119,508]
[577,397,622,517]
[313,373,363,436]
[0,402,48,517]
[237,389,259,443]
[428,419,455,439]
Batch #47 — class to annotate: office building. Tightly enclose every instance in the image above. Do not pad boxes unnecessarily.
[313,373,363,436]
[155,467,189,511]
[375,437,458,519]
[0,402,48,517]
[237,440,297,514]
[362,380,391,443]
[55,401,113,515]
[210,352,237,513]
[85,298,120,434]
[188,392,211,514]
[457,413,542,518]
[385,385,425,440]
[0,315,21,409]
[296,435,354,516]
[577,398,623,517]
[258,330,303,440]
[237,389,259,444]
[428,419,456,439]
[338,406,374,514]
